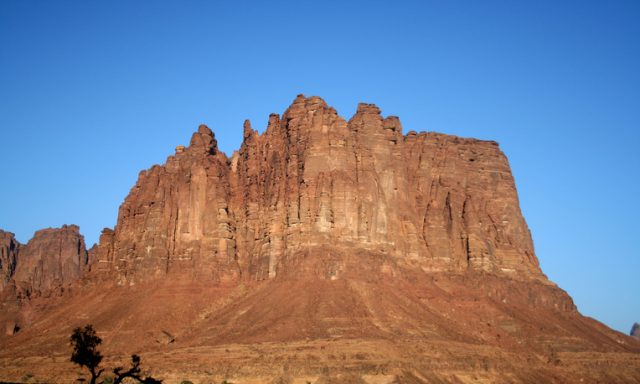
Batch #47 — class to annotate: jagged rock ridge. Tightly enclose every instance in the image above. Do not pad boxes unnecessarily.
[90,95,543,285]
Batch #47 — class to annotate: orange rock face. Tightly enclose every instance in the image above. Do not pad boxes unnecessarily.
[93,95,542,285]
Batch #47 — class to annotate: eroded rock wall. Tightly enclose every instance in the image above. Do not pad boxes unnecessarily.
[91,125,239,284]
[95,95,544,284]
[11,225,88,295]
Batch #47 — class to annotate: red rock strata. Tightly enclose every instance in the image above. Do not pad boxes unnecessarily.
[91,95,542,286]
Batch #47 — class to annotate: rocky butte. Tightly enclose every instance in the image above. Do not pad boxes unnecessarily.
[1,95,639,383]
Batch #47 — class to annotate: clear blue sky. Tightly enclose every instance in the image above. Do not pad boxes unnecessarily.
[1,1,638,334]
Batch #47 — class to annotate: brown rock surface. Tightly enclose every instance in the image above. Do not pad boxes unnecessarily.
[94,95,543,285]
[92,124,237,284]
[0,230,19,292]
[12,224,88,296]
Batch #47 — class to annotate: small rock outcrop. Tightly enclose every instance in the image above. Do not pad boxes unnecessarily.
[11,225,88,295]
[4,321,19,336]
[632,323,640,340]
[0,231,19,291]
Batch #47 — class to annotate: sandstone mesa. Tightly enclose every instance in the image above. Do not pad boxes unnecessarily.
[1,95,639,383]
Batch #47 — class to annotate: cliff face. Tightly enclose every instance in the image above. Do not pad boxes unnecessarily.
[92,95,543,284]
[3,225,89,296]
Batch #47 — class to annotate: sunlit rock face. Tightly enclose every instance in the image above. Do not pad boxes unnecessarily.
[10,225,88,295]
[91,95,543,285]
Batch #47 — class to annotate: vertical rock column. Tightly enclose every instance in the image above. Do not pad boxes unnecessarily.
[0,230,19,292]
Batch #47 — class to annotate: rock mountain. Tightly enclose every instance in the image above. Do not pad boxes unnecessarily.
[88,94,540,286]
[1,95,639,383]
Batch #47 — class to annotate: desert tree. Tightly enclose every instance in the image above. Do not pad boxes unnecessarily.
[70,324,104,384]
[113,354,162,384]
[70,324,162,384]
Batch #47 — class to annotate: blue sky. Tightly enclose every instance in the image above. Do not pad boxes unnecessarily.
[1,1,638,334]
